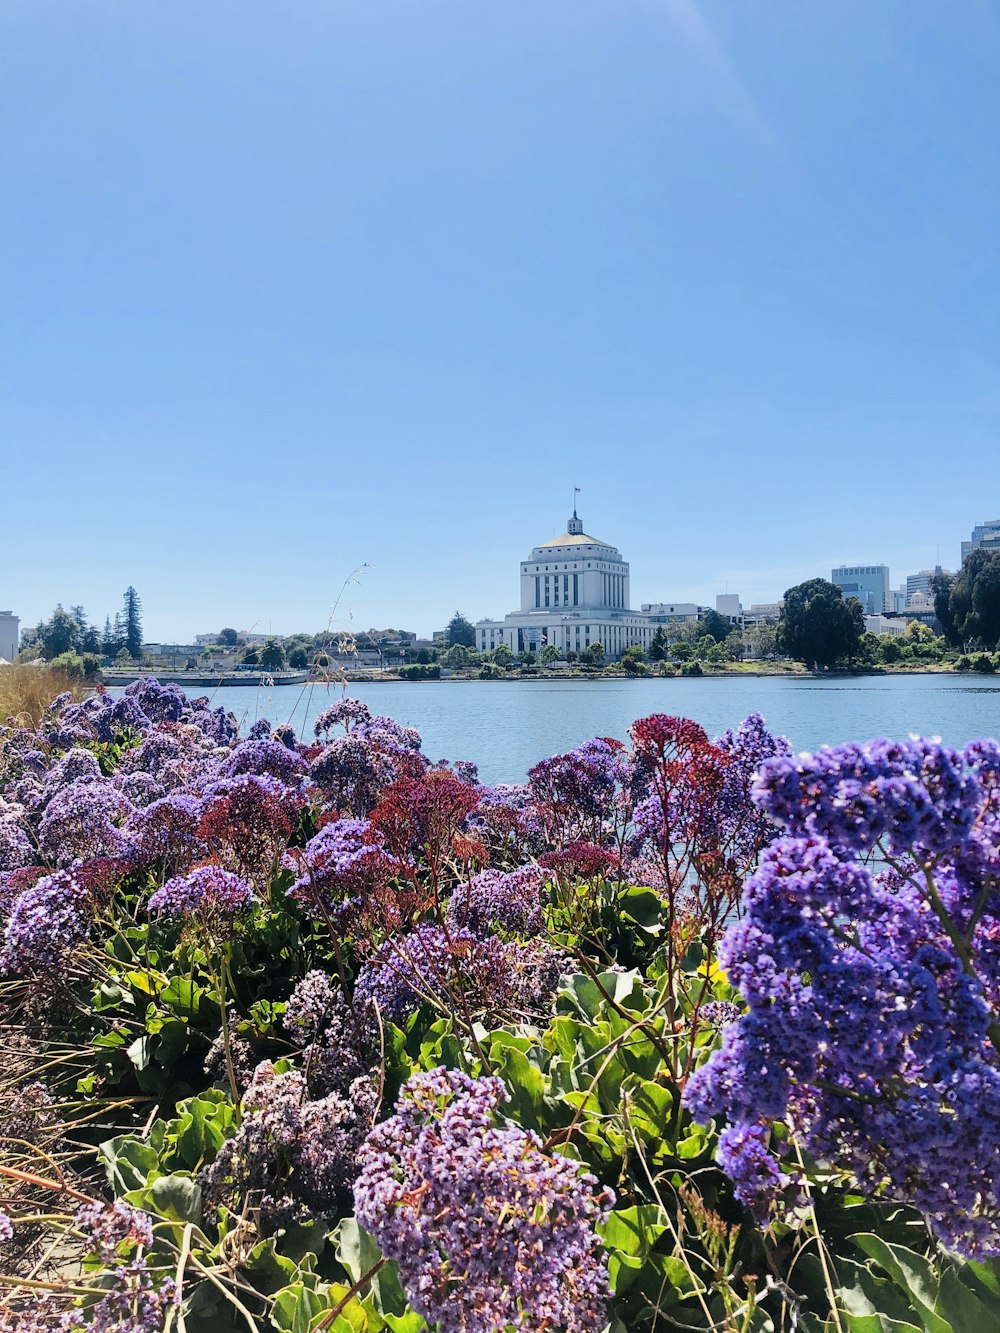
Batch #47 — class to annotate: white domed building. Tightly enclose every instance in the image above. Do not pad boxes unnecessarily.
[475,510,658,661]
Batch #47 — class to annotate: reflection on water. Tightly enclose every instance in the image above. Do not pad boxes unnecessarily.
[113,674,1000,786]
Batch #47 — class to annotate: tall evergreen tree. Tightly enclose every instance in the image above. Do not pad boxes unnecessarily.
[123,587,143,658]
[101,615,116,656]
[445,611,476,648]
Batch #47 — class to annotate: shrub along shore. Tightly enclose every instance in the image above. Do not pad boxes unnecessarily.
[1,679,999,1332]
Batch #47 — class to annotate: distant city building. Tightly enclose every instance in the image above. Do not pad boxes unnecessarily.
[747,602,783,622]
[194,631,276,646]
[905,566,949,608]
[476,509,659,660]
[865,615,908,638]
[961,520,1000,564]
[640,602,705,623]
[891,585,908,615]
[715,593,742,621]
[831,564,890,615]
[0,611,19,663]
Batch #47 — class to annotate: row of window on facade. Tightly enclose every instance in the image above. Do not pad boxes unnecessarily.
[533,572,628,609]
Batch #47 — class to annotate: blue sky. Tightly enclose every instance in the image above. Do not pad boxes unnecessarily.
[2,1,997,642]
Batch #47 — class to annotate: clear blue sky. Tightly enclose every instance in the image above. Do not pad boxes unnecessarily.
[2,1,997,642]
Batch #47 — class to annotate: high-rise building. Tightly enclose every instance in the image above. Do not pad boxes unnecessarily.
[475,508,659,660]
[831,565,890,615]
[905,566,949,608]
[961,520,1000,564]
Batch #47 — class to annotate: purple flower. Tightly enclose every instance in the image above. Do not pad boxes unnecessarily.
[126,793,205,871]
[314,696,372,738]
[148,865,253,919]
[355,925,516,1023]
[355,1067,613,1333]
[201,1061,377,1224]
[38,780,132,868]
[220,737,308,784]
[1,870,91,975]
[0,815,33,873]
[286,818,395,915]
[685,734,1000,1257]
[75,1201,154,1260]
[0,1213,12,1243]
[446,865,549,937]
[124,678,185,724]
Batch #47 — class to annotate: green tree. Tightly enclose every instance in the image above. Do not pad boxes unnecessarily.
[540,643,559,667]
[242,646,259,665]
[445,611,476,648]
[648,626,669,661]
[745,623,778,660]
[37,605,80,659]
[492,643,513,668]
[115,646,132,666]
[944,551,1000,649]
[779,579,865,669]
[219,628,240,646]
[416,648,431,665]
[877,636,903,664]
[698,609,732,643]
[672,640,693,661]
[583,641,605,665]
[123,587,143,659]
[259,639,286,670]
[444,643,471,667]
[101,616,119,657]
[931,571,958,645]
[622,643,646,663]
[287,646,309,670]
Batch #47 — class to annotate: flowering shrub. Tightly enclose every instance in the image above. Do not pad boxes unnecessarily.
[685,736,1000,1257]
[355,1067,614,1332]
[1,683,994,1331]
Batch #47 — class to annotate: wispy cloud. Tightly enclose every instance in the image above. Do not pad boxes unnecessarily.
[643,0,778,150]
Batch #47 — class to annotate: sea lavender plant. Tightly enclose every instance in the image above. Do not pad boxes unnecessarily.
[446,864,549,937]
[354,924,516,1023]
[60,1201,176,1333]
[684,736,1000,1257]
[148,865,253,920]
[314,696,372,738]
[201,1062,377,1224]
[355,1067,613,1333]
[1,870,91,976]
[282,969,377,1095]
[37,780,132,868]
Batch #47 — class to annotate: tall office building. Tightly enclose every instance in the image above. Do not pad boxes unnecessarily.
[961,520,1000,564]
[831,565,890,615]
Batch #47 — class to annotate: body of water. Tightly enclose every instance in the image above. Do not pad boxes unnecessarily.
[120,674,1000,786]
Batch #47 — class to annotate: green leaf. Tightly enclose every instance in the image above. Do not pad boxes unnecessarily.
[172,1089,237,1170]
[99,1135,159,1193]
[270,1282,336,1333]
[336,1218,383,1285]
[160,975,210,1021]
[149,1173,203,1224]
[851,1235,951,1333]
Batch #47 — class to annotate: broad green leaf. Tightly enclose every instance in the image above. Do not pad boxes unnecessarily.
[149,1173,202,1224]
[851,1235,951,1333]
[99,1135,159,1193]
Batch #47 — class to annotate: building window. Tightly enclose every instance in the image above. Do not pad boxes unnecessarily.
[535,577,540,608]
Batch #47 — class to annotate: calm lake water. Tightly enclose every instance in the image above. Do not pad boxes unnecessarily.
[126,674,1000,786]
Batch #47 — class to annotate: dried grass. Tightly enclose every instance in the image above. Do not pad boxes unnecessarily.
[0,664,89,728]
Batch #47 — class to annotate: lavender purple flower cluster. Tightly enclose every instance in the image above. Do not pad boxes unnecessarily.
[355,1066,614,1333]
[685,736,1000,1257]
